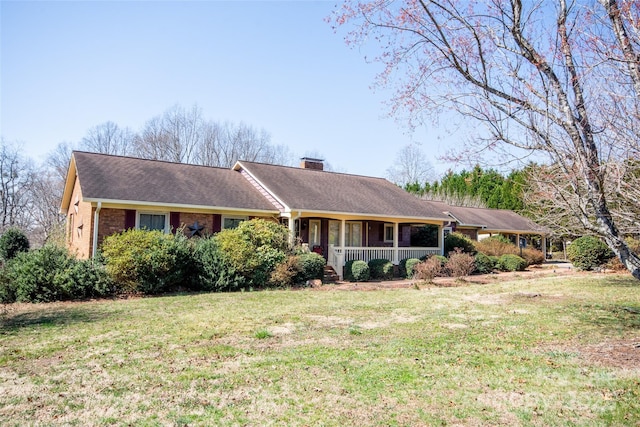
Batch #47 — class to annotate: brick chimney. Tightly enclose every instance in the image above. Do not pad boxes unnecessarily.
[299,157,324,171]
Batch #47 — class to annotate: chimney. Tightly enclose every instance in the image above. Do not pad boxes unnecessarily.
[299,157,324,171]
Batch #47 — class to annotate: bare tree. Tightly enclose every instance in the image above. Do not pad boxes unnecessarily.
[0,140,34,231]
[386,143,435,187]
[81,121,134,156]
[133,105,202,163]
[333,0,640,278]
[29,167,66,246]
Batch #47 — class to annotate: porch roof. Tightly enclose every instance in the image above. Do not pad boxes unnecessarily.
[236,161,450,221]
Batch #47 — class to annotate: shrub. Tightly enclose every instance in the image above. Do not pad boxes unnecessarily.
[0,227,30,261]
[295,252,326,283]
[191,237,245,291]
[404,258,421,278]
[57,259,115,299]
[348,260,370,282]
[413,256,442,282]
[475,236,518,257]
[268,256,302,288]
[497,254,527,272]
[446,249,476,278]
[474,252,496,274]
[444,232,476,254]
[567,235,615,270]
[368,258,393,280]
[101,229,192,294]
[521,248,545,266]
[0,245,114,303]
[214,219,289,287]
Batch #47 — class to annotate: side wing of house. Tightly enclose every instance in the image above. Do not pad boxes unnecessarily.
[60,152,281,259]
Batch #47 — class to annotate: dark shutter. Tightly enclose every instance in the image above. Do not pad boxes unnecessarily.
[124,210,136,229]
[212,214,222,233]
[170,212,180,234]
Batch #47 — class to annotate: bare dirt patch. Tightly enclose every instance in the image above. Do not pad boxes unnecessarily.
[542,338,640,371]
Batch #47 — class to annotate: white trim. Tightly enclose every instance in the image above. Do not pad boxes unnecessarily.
[233,161,291,212]
[222,215,249,230]
[82,197,279,215]
[137,211,170,233]
[384,224,394,243]
[92,201,102,258]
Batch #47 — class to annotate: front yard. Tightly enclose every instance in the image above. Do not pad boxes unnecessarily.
[1,272,639,426]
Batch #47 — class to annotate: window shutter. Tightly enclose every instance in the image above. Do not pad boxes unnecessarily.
[212,214,221,233]
[124,210,136,229]
[170,212,180,234]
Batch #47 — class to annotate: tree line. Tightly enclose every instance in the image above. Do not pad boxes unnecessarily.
[0,104,299,247]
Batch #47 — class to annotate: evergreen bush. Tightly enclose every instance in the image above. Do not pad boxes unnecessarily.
[101,229,192,294]
[348,260,370,282]
[295,252,326,283]
[404,258,421,278]
[0,227,30,261]
[192,237,244,291]
[444,232,476,254]
[368,258,393,280]
[566,235,615,270]
[497,254,527,272]
[474,252,495,274]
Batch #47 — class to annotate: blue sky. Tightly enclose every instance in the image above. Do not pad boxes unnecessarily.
[1,0,461,177]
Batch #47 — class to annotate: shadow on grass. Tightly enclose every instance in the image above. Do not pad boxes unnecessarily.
[573,303,640,331]
[596,275,640,288]
[0,306,110,332]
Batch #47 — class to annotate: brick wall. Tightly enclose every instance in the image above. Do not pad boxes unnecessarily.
[66,177,93,259]
[97,208,127,248]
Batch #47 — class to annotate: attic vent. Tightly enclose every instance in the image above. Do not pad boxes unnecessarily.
[300,157,324,171]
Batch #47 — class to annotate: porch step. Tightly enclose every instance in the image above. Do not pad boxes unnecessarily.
[323,266,340,284]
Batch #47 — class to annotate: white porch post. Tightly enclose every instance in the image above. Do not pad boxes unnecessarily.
[340,219,346,248]
[441,225,445,256]
[542,235,547,260]
[393,222,399,264]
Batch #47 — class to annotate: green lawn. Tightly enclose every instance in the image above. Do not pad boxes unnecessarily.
[1,273,639,426]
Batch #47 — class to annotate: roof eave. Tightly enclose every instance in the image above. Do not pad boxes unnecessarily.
[81,197,280,215]
[59,153,77,215]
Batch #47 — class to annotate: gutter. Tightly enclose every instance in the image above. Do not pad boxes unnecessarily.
[92,201,102,259]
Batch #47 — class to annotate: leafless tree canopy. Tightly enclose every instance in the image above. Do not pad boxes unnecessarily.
[0,141,34,232]
[386,143,436,186]
[334,0,640,279]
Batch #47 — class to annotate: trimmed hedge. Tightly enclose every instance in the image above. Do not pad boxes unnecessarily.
[368,258,393,280]
[497,254,527,272]
[474,252,496,274]
[345,260,370,282]
[296,252,326,283]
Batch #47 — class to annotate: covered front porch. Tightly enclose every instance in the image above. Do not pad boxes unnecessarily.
[285,214,444,279]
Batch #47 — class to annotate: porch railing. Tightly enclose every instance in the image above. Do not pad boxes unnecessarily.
[327,245,441,278]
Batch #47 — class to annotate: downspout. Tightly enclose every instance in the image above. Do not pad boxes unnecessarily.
[92,201,102,259]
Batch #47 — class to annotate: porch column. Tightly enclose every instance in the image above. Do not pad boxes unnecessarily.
[542,235,547,260]
[393,222,399,264]
[340,219,346,248]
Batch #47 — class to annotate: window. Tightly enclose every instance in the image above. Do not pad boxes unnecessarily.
[222,216,247,229]
[345,221,362,247]
[328,221,340,246]
[138,213,168,232]
[384,224,394,243]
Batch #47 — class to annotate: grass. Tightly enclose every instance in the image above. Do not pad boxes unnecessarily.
[1,273,639,426]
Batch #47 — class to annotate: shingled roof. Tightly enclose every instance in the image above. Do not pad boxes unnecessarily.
[236,161,450,221]
[62,152,279,213]
[439,203,547,234]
